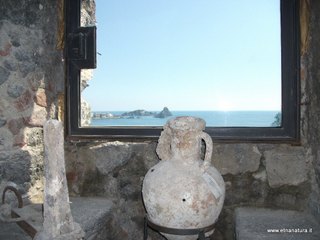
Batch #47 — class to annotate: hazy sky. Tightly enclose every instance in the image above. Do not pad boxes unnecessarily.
[82,0,281,111]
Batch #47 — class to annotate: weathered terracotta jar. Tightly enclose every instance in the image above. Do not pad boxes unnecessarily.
[142,116,225,240]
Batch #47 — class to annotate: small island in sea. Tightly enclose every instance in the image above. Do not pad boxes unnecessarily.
[91,107,172,120]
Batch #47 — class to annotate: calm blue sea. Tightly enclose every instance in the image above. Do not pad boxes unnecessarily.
[90,111,280,127]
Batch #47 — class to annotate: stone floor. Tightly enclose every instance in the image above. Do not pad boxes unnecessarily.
[235,207,320,240]
[0,197,113,240]
[0,222,31,240]
[3,205,320,240]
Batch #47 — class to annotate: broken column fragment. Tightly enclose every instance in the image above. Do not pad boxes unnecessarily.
[35,120,84,240]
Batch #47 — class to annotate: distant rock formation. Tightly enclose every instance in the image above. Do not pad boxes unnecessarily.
[92,112,118,119]
[121,109,155,117]
[154,107,172,118]
[91,107,172,120]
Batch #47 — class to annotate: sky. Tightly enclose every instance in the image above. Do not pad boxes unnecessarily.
[82,0,281,112]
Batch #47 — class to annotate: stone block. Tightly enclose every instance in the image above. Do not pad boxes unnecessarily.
[212,144,261,175]
[3,60,18,71]
[265,147,308,188]
[0,149,31,184]
[7,81,25,98]
[70,197,113,240]
[24,105,47,127]
[0,42,12,57]
[0,222,31,240]
[274,193,297,209]
[0,128,13,150]
[252,169,267,182]
[23,127,43,147]
[28,72,45,91]
[34,89,47,107]
[0,116,6,127]
[14,90,33,112]
[8,118,24,135]
[0,66,10,85]
[14,48,32,62]
[13,133,26,147]
[19,62,36,78]
[235,207,320,240]
[93,142,132,175]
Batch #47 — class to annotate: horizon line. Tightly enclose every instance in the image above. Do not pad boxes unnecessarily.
[90,109,281,112]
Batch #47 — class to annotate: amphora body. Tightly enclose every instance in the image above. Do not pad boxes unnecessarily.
[142,116,225,240]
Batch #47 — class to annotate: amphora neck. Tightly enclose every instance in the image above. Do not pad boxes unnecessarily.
[170,131,203,162]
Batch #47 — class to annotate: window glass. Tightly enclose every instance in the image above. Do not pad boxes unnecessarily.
[80,0,282,128]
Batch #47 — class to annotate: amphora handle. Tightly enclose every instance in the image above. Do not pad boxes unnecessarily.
[201,132,213,169]
[156,124,172,160]
[156,124,213,165]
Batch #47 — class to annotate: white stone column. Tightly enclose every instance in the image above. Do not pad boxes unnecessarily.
[35,120,84,240]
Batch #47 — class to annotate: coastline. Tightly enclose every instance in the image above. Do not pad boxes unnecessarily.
[89,110,280,127]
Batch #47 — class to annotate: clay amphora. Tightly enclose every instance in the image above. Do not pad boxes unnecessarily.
[142,116,225,240]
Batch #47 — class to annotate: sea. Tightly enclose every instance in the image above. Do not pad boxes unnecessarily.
[89,111,280,127]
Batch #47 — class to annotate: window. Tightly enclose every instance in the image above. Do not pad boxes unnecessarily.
[65,0,300,142]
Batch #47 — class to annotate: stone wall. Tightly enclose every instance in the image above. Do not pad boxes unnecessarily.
[0,0,320,240]
[65,142,313,240]
[0,0,63,202]
[304,0,320,224]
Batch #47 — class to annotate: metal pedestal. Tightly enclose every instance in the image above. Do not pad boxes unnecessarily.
[144,216,215,240]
